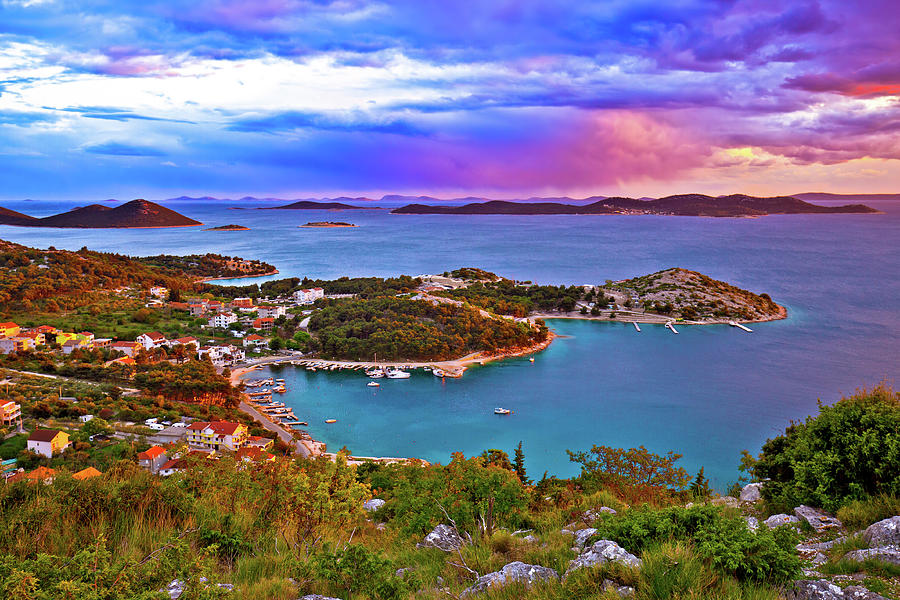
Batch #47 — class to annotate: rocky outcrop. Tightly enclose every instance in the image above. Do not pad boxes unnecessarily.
[711,496,740,508]
[460,561,558,597]
[765,514,801,529]
[845,547,900,565]
[417,524,465,552]
[164,579,234,599]
[363,499,386,512]
[862,516,900,548]
[746,516,759,532]
[582,507,617,521]
[794,506,842,533]
[573,528,598,550]
[740,483,763,503]
[785,580,888,600]
[601,579,636,598]
[566,540,641,576]
[299,595,344,600]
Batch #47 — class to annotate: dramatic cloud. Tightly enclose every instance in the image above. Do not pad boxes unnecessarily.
[0,0,898,198]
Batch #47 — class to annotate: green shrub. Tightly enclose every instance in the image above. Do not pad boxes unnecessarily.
[750,384,899,512]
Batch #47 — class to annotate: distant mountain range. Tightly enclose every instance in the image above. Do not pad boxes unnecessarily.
[264,199,381,210]
[0,199,201,228]
[390,194,879,217]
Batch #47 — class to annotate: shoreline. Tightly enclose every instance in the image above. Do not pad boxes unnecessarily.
[197,268,280,283]
[530,303,787,325]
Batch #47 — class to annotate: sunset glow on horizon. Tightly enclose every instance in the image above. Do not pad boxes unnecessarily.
[1,0,899,200]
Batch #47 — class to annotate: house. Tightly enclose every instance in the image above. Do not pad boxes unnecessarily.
[0,337,33,354]
[136,332,167,350]
[293,289,314,304]
[92,338,112,348]
[252,317,274,332]
[18,331,45,347]
[256,305,285,319]
[186,421,249,452]
[0,401,22,431]
[73,467,102,480]
[35,325,58,335]
[245,435,275,450]
[198,344,243,366]
[62,339,90,354]
[55,332,80,345]
[79,414,94,423]
[312,287,324,300]
[109,341,142,357]
[26,466,57,484]
[138,445,168,473]
[189,303,208,316]
[206,300,224,311]
[79,332,95,343]
[208,312,237,329]
[230,297,254,309]
[0,322,20,338]
[170,336,199,351]
[158,457,186,477]
[27,429,70,458]
[243,334,269,349]
[149,286,168,298]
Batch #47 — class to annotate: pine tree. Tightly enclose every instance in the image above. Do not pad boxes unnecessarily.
[690,466,712,499]
[513,441,530,485]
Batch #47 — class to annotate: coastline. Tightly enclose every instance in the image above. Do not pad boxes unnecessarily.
[530,303,787,325]
[197,268,280,283]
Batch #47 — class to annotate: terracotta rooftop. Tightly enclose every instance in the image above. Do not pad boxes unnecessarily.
[28,429,64,443]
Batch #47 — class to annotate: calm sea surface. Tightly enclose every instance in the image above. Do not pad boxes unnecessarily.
[1,198,898,487]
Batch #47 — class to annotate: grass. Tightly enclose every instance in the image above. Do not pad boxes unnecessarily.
[836,495,900,531]
[821,557,900,578]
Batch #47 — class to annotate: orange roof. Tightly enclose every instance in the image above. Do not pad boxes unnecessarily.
[236,447,275,461]
[175,336,198,343]
[245,334,265,341]
[0,322,17,328]
[73,467,102,480]
[138,446,166,460]
[26,466,56,481]
[187,420,241,435]
[141,332,166,341]
[113,357,136,365]
[159,458,184,471]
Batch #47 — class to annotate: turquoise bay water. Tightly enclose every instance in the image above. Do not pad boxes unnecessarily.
[1,199,898,487]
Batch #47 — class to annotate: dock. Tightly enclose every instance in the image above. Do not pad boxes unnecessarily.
[632,322,641,332]
[665,321,679,334]
[728,320,753,332]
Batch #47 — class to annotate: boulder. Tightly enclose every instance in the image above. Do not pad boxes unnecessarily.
[845,547,900,565]
[784,579,846,600]
[765,514,801,530]
[843,587,889,600]
[417,524,465,552]
[746,516,759,532]
[740,483,763,503]
[794,506,842,533]
[797,537,846,553]
[862,516,900,548]
[583,507,617,521]
[522,534,538,544]
[711,496,739,508]
[164,579,234,599]
[566,540,641,576]
[363,498,386,512]
[299,596,344,600]
[460,561,558,597]
[573,528,598,551]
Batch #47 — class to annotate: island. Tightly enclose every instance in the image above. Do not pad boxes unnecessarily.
[204,224,250,231]
[0,199,201,228]
[299,221,357,228]
[390,193,878,217]
[262,199,380,210]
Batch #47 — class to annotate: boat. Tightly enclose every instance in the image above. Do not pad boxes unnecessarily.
[386,368,411,379]
[494,407,511,415]
[367,381,380,388]
[325,419,337,424]
[529,357,535,363]
[298,421,308,426]
[432,368,446,377]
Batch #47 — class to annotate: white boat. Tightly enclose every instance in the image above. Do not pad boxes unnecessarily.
[494,407,511,415]
[529,357,535,363]
[433,369,445,377]
[367,381,380,388]
[367,369,385,378]
[386,369,411,379]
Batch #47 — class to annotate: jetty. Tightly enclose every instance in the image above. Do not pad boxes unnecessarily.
[632,322,641,332]
[729,320,753,332]
[665,321,679,334]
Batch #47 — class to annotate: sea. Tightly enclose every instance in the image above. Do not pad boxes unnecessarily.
[1,197,898,489]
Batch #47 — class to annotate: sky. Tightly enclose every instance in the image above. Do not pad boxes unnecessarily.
[1,0,899,200]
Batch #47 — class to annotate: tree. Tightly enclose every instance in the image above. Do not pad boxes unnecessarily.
[690,466,712,500]
[513,441,529,485]
[567,444,690,504]
[480,448,512,470]
[269,337,283,352]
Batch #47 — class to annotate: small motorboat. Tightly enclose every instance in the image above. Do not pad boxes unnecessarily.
[432,369,445,377]
[386,369,411,379]
[367,381,380,388]
[529,357,535,363]
[325,419,337,424]
[494,407,511,415]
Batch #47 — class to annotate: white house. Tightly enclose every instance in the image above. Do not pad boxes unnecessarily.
[256,305,286,319]
[136,331,167,350]
[208,312,237,329]
[149,286,168,298]
[79,414,94,423]
[27,429,70,458]
[169,336,200,351]
[243,334,269,349]
[198,344,245,366]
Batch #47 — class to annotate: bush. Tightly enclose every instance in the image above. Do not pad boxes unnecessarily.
[750,384,899,512]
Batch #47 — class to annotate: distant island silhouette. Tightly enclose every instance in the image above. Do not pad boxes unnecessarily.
[0,199,201,228]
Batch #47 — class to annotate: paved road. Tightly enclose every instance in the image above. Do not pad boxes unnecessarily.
[239,401,309,458]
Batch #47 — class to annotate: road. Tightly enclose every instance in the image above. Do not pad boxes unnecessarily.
[239,401,309,458]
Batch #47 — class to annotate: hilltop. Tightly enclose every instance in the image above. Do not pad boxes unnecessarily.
[0,199,201,228]
[265,199,379,210]
[391,193,878,217]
